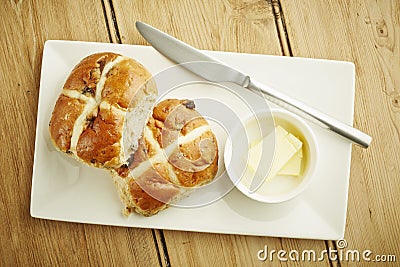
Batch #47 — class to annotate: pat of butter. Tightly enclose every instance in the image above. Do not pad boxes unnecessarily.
[278,148,303,176]
[248,125,303,180]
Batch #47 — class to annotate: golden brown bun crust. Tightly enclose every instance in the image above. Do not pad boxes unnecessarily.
[112,99,219,216]
[64,53,118,94]
[49,52,156,168]
[152,99,218,187]
[102,59,155,109]
[171,131,218,187]
[128,168,180,216]
[76,107,124,166]
[49,95,85,151]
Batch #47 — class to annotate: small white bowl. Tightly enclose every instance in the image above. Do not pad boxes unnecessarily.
[224,108,318,203]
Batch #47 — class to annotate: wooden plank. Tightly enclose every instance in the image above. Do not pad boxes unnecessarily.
[280,0,400,265]
[162,231,332,267]
[271,0,292,56]
[111,0,331,266]
[0,1,159,265]
[112,0,282,54]
[103,0,121,43]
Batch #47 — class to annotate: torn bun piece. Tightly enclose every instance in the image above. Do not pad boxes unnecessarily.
[49,52,157,168]
[112,99,219,216]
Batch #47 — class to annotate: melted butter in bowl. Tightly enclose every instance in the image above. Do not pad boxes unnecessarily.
[224,108,319,203]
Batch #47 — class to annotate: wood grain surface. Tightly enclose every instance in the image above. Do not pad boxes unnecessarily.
[0,1,159,266]
[0,0,398,266]
[281,0,400,266]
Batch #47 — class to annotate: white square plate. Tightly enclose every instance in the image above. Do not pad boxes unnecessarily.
[31,40,355,240]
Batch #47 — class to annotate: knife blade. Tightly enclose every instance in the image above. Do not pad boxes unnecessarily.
[136,21,372,192]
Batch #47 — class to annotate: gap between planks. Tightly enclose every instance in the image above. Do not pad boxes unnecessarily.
[271,0,293,56]
[271,1,341,267]
[152,229,169,267]
[102,0,122,43]
[153,229,171,267]
[101,1,168,266]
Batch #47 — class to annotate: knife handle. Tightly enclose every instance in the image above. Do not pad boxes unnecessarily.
[246,79,372,148]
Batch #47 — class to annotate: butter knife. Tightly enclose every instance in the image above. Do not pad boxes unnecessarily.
[135,21,372,150]
[136,21,372,192]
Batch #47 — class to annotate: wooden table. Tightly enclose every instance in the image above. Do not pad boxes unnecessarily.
[1,0,399,266]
